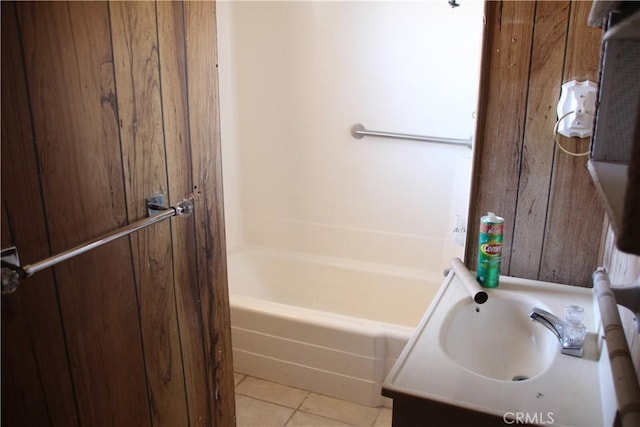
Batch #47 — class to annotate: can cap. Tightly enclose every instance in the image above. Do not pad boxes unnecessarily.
[487,211,498,221]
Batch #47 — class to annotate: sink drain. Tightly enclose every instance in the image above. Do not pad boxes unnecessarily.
[512,375,529,381]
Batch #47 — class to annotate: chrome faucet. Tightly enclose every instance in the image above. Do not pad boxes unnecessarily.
[530,308,584,358]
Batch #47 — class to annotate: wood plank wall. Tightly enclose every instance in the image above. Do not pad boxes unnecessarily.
[466,1,604,287]
[1,2,235,426]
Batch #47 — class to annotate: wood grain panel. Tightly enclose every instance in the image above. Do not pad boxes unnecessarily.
[539,1,604,286]
[3,1,234,425]
[466,1,536,273]
[467,1,605,287]
[156,2,212,424]
[109,2,189,424]
[184,2,236,424]
[1,208,9,247]
[509,2,570,278]
[17,2,151,424]
[1,3,78,425]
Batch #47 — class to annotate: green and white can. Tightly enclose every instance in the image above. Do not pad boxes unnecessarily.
[476,212,504,288]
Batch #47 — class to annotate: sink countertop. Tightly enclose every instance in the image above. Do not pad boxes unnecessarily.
[382,272,616,427]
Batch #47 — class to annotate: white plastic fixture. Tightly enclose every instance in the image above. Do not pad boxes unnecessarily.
[452,215,466,247]
[556,80,597,138]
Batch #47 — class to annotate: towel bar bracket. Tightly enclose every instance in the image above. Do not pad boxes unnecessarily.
[146,193,167,217]
[1,193,194,295]
[1,247,22,295]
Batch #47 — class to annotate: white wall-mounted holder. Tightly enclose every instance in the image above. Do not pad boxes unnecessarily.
[556,80,597,138]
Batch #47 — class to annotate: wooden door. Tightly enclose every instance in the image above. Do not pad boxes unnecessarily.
[1,1,235,425]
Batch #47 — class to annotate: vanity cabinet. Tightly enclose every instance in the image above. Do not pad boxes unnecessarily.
[381,392,507,427]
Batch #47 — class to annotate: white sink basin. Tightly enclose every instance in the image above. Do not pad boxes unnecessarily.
[441,295,558,381]
[383,272,617,427]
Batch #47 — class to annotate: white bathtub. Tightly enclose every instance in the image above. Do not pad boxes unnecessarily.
[227,247,443,407]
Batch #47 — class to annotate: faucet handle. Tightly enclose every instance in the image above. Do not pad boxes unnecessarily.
[562,322,587,349]
[564,305,585,325]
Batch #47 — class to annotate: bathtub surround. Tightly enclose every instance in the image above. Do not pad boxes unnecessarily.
[217,1,483,270]
[217,1,483,407]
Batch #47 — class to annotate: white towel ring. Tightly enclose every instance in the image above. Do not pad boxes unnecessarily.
[553,110,593,157]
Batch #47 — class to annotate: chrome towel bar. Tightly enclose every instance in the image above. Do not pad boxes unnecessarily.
[351,123,472,149]
[1,194,194,295]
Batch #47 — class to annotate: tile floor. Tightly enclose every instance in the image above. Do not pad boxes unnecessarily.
[234,373,392,427]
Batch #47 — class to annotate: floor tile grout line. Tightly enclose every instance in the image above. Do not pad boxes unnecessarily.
[298,392,384,426]
[286,408,359,427]
[234,393,297,427]
[235,375,311,409]
[236,391,376,427]
[235,393,357,427]
[282,408,296,427]
[234,374,248,389]
[372,406,387,427]
[294,389,311,412]
[235,373,390,427]
[292,404,380,427]
[283,392,311,427]
[235,392,304,412]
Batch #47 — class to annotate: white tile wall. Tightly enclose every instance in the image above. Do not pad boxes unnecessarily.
[218,1,484,272]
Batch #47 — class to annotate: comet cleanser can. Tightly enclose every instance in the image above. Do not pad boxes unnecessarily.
[477,212,504,288]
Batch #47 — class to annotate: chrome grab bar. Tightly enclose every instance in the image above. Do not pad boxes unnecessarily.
[350,123,472,149]
[1,195,194,295]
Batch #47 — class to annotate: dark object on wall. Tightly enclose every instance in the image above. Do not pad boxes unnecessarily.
[588,2,640,255]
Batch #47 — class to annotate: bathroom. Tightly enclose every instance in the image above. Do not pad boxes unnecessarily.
[219,2,640,422]
[1,1,639,426]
